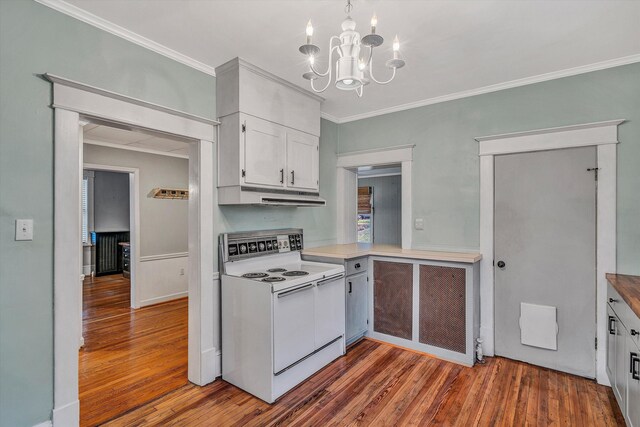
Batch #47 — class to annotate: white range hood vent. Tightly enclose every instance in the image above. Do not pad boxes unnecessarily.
[218,186,326,207]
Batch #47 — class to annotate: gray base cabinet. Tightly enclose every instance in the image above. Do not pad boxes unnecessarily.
[607,282,640,427]
[346,272,368,345]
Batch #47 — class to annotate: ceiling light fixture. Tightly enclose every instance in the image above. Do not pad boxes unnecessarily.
[299,0,405,97]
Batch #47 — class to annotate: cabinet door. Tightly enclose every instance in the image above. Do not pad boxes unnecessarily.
[628,337,640,427]
[615,321,628,412]
[606,306,617,384]
[315,276,345,347]
[273,283,316,373]
[419,264,466,354]
[286,129,319,191]
[373,261,413,340]
[346,273,368,344]
[243,115,286,188]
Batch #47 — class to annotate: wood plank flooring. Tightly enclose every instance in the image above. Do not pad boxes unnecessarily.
[105,338,624,426]
[80,275,188,427]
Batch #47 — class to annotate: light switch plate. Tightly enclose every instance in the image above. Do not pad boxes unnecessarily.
[16,219,34,241]
[414,218,424,230]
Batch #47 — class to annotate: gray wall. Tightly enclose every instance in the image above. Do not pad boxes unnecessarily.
[84,145,189,256]
[338,62,640,275]
[358,175,402,245]
[93,171,130,233]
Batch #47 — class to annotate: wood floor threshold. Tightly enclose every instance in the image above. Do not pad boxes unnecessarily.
[364,336,472,367]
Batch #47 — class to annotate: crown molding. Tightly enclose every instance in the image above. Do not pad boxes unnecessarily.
[329,54,640,124]
[84,139,189,159]
[34,0,217,77]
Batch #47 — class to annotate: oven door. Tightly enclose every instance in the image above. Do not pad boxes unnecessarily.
[273,282,316,373]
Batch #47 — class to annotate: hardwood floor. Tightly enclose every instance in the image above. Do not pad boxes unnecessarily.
[80,275,188,427]
[105,338,624,426]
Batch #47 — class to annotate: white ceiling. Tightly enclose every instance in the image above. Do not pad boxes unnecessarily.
[61,0,640,122]
[83,124,190,157]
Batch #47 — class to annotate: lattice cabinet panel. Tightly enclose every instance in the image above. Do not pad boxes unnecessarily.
[419,264,466,353]
[373,260,413,340]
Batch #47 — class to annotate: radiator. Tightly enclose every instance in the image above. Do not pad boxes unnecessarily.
[95,231,129,276]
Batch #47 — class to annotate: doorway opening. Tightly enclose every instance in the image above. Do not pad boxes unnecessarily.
[79,123,191,426]
[356,164,402,245]
[49,71,217,427]
[336,145,414,249]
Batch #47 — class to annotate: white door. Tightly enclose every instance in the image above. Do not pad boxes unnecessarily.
[273,283,316,373]
[346,273,368,344]
[494,146,597,378]
[315,275,345,347]
[243,115,286,188]
[286,129,319,191]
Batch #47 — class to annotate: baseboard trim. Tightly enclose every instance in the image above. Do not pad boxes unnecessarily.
[140,291,188,307]
[52,399,79,427]
[33,421,52,427]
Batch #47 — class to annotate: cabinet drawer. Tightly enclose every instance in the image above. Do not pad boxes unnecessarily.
[609,283,640,345]
[346,257,367,276]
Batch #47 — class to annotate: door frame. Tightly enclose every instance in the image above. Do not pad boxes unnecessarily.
[83,163,140,309]
[46,74,218,426]
[336,145,414,249]
[476,119,624,385]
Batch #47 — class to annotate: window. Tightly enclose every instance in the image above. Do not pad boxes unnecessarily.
[357,186,373,243]
[82,177,89,245]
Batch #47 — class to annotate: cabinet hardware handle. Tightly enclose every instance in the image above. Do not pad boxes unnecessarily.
[317,273,345,287]
[277,283,314,298]
[631,352,640,380]
[608,316,616,335]
[280,169,284,184]
[291,170,295,185]
[632,329,639,336]
[496,260,506,268]
[348,281,352,294]
[609,297,618,303]
[355,263,361,269]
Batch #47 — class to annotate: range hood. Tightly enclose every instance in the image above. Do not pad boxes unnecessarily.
[218,186,326,207]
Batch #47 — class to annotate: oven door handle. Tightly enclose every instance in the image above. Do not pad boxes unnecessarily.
[317,273,345,287]
[276,283,315,298]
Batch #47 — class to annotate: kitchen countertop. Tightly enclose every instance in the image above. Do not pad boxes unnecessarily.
[607,273,640,319]
[303,243,482,264]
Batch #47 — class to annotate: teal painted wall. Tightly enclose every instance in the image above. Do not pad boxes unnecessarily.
[338,63,640,274]
[1,1,638,425]
[0,1,217,426]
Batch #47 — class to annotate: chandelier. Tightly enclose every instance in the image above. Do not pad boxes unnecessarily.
[299,0,405,97]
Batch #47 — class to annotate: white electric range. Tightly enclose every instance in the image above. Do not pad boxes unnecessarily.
[220,229,346,403]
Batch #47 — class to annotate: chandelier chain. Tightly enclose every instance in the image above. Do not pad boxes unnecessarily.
[344,0,353,15]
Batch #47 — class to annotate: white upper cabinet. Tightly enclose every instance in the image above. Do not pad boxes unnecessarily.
[216,58,324,204]
[286,129,319,191]
[243,115,286,188]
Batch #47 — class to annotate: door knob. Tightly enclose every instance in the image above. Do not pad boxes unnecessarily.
[496,261,506,268]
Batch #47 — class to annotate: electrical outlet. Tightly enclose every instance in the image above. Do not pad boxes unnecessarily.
[414,218,424,230]
[15,219,33,241]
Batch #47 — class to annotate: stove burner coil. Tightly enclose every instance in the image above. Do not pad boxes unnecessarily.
[267,268,287,273]
[282,271,309,277]
[242,272,268,279]
[262,276,286,282]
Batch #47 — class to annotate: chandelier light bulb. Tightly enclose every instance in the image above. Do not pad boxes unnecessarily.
[393,35,400,52]
[309,55,315,65]
[370,14,377,33]
[358,60,366,71]
[306,20,314,44]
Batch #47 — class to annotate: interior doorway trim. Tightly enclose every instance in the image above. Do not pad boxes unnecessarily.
[47,74,218,427]
[476,119,624,386]
[83,163,141,309]
[336,144,414,249]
